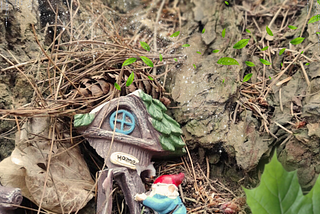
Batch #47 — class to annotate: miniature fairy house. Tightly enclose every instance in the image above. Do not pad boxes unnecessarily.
[74,89,185,214]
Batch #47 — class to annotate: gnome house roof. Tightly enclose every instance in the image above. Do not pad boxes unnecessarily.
[75,90,185,157]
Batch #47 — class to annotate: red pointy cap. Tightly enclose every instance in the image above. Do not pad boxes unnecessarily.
[153,173,185,187]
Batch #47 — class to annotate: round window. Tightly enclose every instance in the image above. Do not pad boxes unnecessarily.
[109,110,136,135]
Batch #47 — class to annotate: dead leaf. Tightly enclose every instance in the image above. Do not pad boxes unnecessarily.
[0,117,94,213]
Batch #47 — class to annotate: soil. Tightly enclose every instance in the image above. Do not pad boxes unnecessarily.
[1,0,320,213]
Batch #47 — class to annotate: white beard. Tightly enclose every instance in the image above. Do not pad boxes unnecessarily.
[148,184,179,199]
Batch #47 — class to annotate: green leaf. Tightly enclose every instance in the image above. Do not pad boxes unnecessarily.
[139,91,152,103]
[212,49,219,53]
[140,56,154,67]
[163,113,181,128]
[281,62,283,67]
[126,72,134,87]
[222,79,225,83]
[122,57,137,67]
[148,75,154,80]
[245,61,255,67]
[74,113,95,127]
[301,51,304,54]
[266,26,273,36]
[202,28,205,34]
[217,57,239,65]
[225,1,229,5]
[170,31,180,37]
[160,135,175,151]
[246,29,251,33]
[305,63,310,66]
[288,25,298,30]
[182,44,190,47]
[114,82,121,91]
[261,46,269,51]
[140,41,150,52]
[308,15,320,24]
[244,151,320,214]
[233,39,250,49]
[259,58,271,65]
[279,48,286,55]
[174,58,178,62]
[318,0,320,5]
[153,119,170,135]
[269,76,272,80]
[316,32,320,35]
[148,104,163,121]
[243,73,252,82]
[169,135,185,148]
[196,51,201,54]
[152,99,167,111]
[222,28,226,38]
[159,53,163,61]
[193,64,196,69]
[290,37,305,45]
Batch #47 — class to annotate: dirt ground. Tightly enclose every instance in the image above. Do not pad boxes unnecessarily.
[1,0,320,213]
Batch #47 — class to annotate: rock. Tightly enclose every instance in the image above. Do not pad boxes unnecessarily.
[307,123,320,138]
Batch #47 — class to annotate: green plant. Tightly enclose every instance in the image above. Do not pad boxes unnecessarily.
[244,152,320,214]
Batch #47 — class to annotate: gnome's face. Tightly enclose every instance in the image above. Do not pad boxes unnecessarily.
[150,183,179,199]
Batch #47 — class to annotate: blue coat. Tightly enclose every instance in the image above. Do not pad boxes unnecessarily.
[142,194,187,214]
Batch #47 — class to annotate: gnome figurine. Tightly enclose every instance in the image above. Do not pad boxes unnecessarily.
[134,173,187,214]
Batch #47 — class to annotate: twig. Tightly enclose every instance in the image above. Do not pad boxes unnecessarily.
[279,88,283,112]
[300,0,313,37]
[274,121,293,134]
[299,61,310,86]
[276,76,292,86]
[153,0,166,76]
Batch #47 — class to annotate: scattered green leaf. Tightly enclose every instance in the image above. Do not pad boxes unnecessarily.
[243,73,252,82]
[170,31,180,37]
[126,72,134,87]
[316,32,320,35]
[246,29,251,33]
[114,82,121,91]
[159,53,163,61]
[174,58,178,62]
[225,1,229,5]
[308,15,320,24]
[305,63,310,66]
[212,49,219,53]
[182,44,190,47]
[233,39,250,49]
[290,37,305,45]
[260,58,271,65]
[269,76,272,80]
[222,79,225,83]
[122,57,137,67]
[140,41,150,52]
[279,48,286,55]
[245,61,255,67]
[318,0,320,5]
[301,51,304,54]
[261,46,269,51]
[266,26,273,36]
[222,28,226,38]
[288,25,298,30]
[193,64,196,69]
[140,56,154,67]
[148,75,154,80]
[196,51,201,54]
[202,28,205,34]
[281,62,283,67]
[217,57,239,65]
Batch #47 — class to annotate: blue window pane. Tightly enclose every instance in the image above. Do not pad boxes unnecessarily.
[109,110,135,135]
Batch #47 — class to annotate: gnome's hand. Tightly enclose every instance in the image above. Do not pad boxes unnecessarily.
[134,193,147,201]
